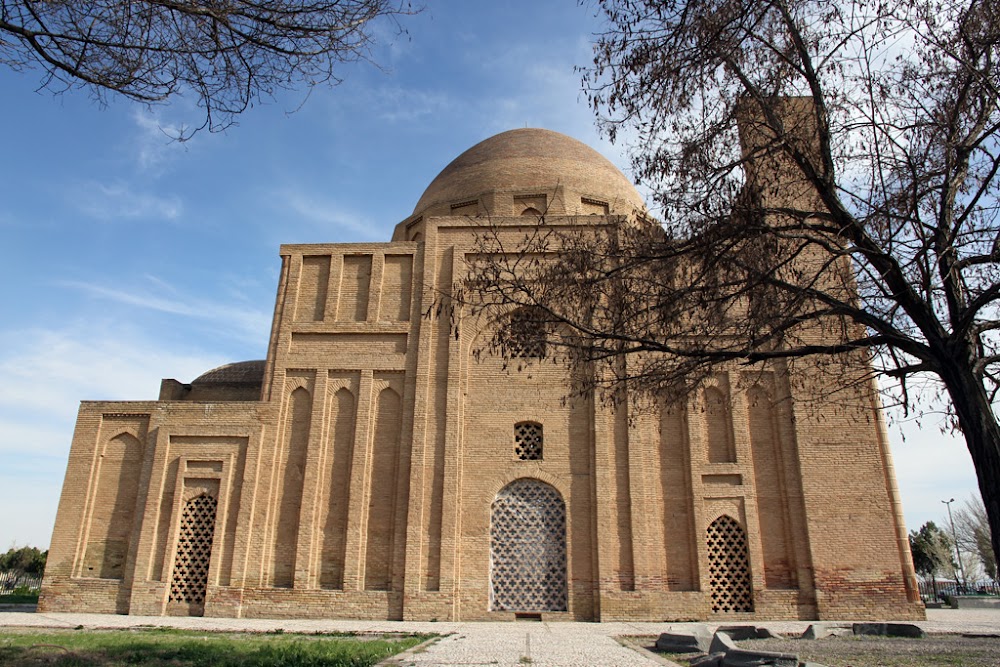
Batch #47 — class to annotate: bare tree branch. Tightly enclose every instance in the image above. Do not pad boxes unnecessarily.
[466,0,1000,573]
[0,1,416,136]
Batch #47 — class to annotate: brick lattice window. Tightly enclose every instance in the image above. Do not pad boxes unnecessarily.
[706,515,754,613]
[169,494,218,605]
[514,422,543,460]
[490,479,567,612]
[507,309,546,359]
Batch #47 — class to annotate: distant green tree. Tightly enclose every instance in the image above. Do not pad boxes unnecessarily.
[909,522,952,580]
[0,546,47,576]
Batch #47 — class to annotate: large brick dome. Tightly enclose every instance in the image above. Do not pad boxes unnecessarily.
[412,128,645,216]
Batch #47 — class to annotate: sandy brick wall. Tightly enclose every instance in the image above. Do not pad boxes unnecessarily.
[42,125,923,622]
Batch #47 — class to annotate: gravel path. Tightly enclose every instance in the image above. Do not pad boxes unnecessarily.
[0,608,996,666]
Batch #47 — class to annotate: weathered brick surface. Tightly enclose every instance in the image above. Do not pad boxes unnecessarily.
[41,127,923,622]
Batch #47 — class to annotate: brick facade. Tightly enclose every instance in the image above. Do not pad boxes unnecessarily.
[40,125,924,621]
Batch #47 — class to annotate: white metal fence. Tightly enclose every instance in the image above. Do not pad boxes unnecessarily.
[0,569,42,593]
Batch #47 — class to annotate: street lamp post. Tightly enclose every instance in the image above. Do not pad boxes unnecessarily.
[942,498,968,592]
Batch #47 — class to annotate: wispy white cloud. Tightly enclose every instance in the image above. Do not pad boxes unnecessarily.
[318,77,457,126]
[130,108,191,170]
[438,35,639,179]
[370,86,454,123]
[142,273,183,296]
[74,180,183,221]
[214,271,277,306]
[56,277,271,345]
[279,189,390,240]
[0,474,62,549]
[367,12,421,66]
[0,322,218,420]
[0,320,224,548]
[888,414,980,532]
[0,271,269,550]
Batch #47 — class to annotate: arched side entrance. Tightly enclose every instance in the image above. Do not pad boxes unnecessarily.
[168,493,218,615]
[706,514,754,613]
[489,479,567,612]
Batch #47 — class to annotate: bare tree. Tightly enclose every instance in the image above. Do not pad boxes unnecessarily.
[954,495,998,583]
[460,0,1000,568]
[0,1,414,135]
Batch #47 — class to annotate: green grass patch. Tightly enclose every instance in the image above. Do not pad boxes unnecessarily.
[0,628,432,667]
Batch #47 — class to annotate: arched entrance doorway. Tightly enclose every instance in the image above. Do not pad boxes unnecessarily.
[489,478,567,612]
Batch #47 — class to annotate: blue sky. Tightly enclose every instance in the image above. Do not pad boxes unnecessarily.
[0,0,980,551]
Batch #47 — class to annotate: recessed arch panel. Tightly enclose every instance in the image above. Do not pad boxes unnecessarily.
[704,386,736,463]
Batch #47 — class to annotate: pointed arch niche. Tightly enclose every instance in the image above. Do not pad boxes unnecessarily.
[82,429,145,579]
[270,385,312,587]
[748,384,798,590]
[320,384,357,589]
[704,386,736,463]
[364,384,402,591]
[659,402,697,591]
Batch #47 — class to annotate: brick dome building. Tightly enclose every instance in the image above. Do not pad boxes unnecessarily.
[40,127,923,621]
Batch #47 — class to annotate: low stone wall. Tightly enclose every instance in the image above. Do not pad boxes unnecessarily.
[949,595,1000,610]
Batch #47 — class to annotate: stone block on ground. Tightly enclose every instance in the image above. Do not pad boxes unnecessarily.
[716,625,761,641]
[852,622,926,638]
[722,647,799,667]
[755,627,779,639]
[951,596,1000,609]
[656,625,714,653]
[801,623,853,639]
[710,630,738,654]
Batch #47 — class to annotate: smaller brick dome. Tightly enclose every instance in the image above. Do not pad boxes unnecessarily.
[412,128,645,216]
[191,360,266,385]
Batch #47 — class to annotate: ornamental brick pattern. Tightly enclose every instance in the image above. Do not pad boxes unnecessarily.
[490,479,567,611]
[40,121,923,622]
[169,494,218,605]
[514,422,544,461]
[706,515,753,614]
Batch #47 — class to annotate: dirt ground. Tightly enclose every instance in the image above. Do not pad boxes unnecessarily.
[644,634,1000,667]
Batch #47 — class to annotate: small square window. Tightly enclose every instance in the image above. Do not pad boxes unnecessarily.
[515,422,543,460]
[507,309,547,359]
